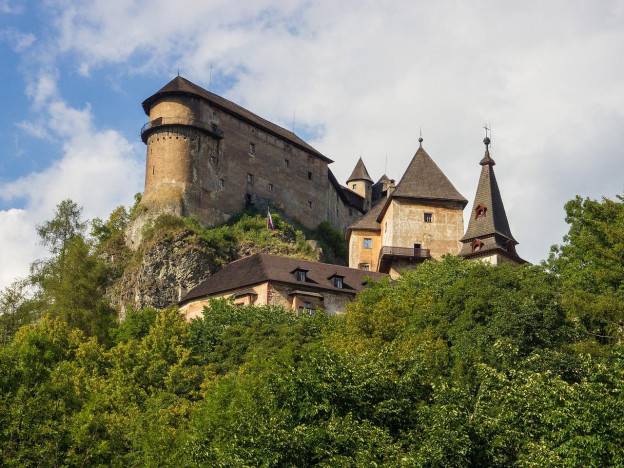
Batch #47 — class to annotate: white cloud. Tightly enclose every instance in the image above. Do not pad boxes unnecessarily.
[0,28,35,51]
[4,0,624,289]
[0,82,143,290]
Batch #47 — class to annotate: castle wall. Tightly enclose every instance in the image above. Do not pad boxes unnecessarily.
[381,199,464,259]
[348,229,382,270]
[142,93,358,232]
[179,280,353,320]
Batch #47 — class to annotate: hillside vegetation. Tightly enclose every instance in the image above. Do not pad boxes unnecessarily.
[1,194,624,466]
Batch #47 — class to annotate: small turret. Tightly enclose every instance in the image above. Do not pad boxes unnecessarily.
[459,135,525,265]
[347,157,373,211]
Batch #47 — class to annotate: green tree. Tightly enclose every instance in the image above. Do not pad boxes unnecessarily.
[38,236,115,342]
[548,194,624,343]
[0,279,38,346]
[36,199,86,258]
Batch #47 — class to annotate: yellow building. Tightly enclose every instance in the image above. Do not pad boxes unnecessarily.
[348,138,468,278]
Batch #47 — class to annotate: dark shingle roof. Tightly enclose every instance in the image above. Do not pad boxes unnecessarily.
[346,157,373,183]
[348,198,385,231]
[460,147,516,243]
[143,76,331,163]
[392,146,467,205]
[328,170,365,212]
[180,253,387,303]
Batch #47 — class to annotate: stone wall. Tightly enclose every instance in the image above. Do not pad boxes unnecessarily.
[179,280,356,320]
[140,93,360,234]
[381,199,464,259]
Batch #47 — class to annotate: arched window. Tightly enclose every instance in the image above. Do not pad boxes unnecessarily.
[475,204,487,219]
[472,239,484,252]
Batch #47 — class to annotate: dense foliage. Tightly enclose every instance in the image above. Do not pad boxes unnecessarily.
[1,194,623,466]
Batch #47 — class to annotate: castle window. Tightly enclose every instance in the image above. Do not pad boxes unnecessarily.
[475,204,487,219]
[308,171,313,180]
[308,200,313,208]
[152,166,155,175]
[249,142,256,156]
[424,212,433,223]
[219,178,225,189]
[268,183,274,192]
[247,173,254,185]
[358,263,370,271]
[285,159,290,168]
[472,239,484,252]
[352,184,357,190]
[363,238,372,249]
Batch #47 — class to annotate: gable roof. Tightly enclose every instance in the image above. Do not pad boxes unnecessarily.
[460,145,516,243]
[347,157,373,183]
[180,253,387,304]
[143,76,331,163]
[392,146,467,205]
[348,198,385,231]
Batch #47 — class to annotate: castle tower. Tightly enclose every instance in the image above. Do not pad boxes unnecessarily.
[348,138,467,277]
[459,136,525,265]
[346,158,373,211]
[139,76,225,222]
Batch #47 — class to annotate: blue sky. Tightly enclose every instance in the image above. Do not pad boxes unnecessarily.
[1,0,624,288]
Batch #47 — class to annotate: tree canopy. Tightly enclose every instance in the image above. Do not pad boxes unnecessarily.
[1,193,624,466]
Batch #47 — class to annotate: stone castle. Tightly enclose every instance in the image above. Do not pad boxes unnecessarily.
[136,76,524,279]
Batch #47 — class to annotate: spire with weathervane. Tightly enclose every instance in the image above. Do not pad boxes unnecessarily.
[459,128,525,264]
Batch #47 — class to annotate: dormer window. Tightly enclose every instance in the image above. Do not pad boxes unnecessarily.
[475,204,487,219]
[294,269,307,282]
[329,274,345,289]
[472,239,484,252]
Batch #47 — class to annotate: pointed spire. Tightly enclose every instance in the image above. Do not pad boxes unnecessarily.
[347,157,373,183]
[391,145,467,205]
[460,136,524,262]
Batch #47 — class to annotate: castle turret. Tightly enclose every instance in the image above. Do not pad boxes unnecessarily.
[346,158,373,211]
[459,136,526,265]
[140,76,224,221]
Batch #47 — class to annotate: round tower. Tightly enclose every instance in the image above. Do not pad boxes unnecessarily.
[346,157,373,211]
[139,76,224,219]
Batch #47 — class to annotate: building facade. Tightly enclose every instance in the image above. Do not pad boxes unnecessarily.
[137,76,525,277]
[179,253,387,320]
[137,76,365,237]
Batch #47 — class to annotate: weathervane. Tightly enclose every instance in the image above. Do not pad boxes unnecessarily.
[483,123,491,146]
[418,127,423,146]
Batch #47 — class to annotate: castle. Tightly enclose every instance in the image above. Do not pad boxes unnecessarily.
[138,76,525,285]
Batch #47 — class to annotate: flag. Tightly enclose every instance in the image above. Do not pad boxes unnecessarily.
[267,208,275,230]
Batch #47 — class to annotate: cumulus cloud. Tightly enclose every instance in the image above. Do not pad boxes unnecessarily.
[0,81,143,289]
[3,0,624,288]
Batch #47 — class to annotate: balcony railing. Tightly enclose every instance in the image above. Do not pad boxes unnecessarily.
[377,245,431,273]
[378,246,431,259]
[140,116,224,142]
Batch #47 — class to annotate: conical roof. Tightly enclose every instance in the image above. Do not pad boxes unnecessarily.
[460,144,516,243]
[347,157,373,183]
[392,146,467,205]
